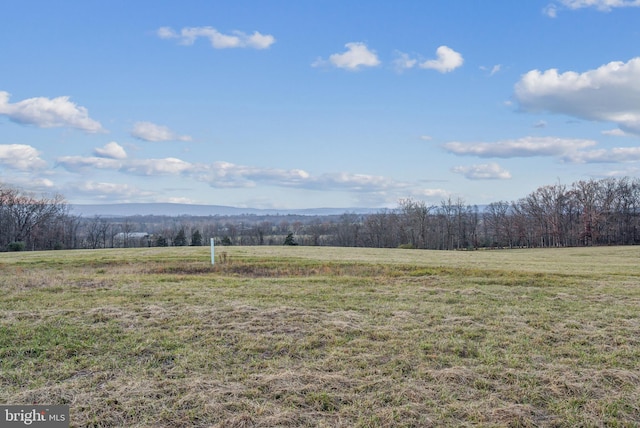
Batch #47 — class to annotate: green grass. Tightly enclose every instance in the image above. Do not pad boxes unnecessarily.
[1,246,639,427]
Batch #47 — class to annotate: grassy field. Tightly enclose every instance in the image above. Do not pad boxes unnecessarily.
[1,245,639,427]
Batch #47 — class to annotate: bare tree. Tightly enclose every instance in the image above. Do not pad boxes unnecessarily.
[399,198,433,249]
[119,220,135,248]
[363,209,401,248]
[5,191,68,249]
[485,201,513,248]
[571,180,601,246]
[84,216,108,249]
[332,213,361,247]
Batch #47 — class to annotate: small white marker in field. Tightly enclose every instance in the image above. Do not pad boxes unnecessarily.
[210,238,215,265]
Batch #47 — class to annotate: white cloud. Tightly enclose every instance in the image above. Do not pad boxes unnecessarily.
[410,188,451,199]
[204,161,413,194]
[480,64,502,76]
[3,176,56,192]
[166,197,197,204]
[206,161,311,188]
[72,181,154,200]
[443,136,640,165]
[545,0,640,16]
[559,0,640,11]
[58,152,197,177]
[420,135,433,141]
[533,120,548,128]
[32,178,55,189]
[443,136,597,158]
[0,91,104,133]
[602,128,627,136]
[124,158,196,176]
[131,121,192,142]
[451,163,512,180]
[55,153,449,203]
[603,166,640,177]
[156,27,176,39]
[564,146,640,163]
[0,144,47,170]
[157,26,275,49]
[313,42,381,71]
[514,57,640,134]
[392,51,418,72]
[58,153,418,197]
[94,142,127,159]
[420,46,464,73]
[245,32,276,50]
[314,172,401,191]
[56,156,123,172]
[543,4,559,17]
[392,47,464,74]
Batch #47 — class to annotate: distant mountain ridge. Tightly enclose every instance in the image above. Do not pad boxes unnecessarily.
[70,203,380,218]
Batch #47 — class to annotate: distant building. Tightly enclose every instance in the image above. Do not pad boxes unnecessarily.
[114,232,151,247]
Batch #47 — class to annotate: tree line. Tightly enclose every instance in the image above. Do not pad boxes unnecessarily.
[0,186,76,251]
[367,177,640,249]
[2,177,640,252]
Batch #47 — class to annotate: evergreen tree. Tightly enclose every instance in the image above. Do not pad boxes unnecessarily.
[155,235,168,247]
[174,228,187,246]
[191,229,203,246]
[283,232,298,246]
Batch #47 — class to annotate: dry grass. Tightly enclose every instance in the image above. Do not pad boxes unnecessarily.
[1,246,639,427]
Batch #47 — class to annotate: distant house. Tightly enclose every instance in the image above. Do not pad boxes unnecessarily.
[114,232,150,247]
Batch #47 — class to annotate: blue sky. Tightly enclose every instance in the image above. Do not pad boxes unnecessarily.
[2,0,640,209]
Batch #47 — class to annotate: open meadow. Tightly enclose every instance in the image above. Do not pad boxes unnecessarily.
[1,246,639,427]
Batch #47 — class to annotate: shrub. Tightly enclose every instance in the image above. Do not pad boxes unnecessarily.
[7,241,26,252]
[155,236,168,247]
